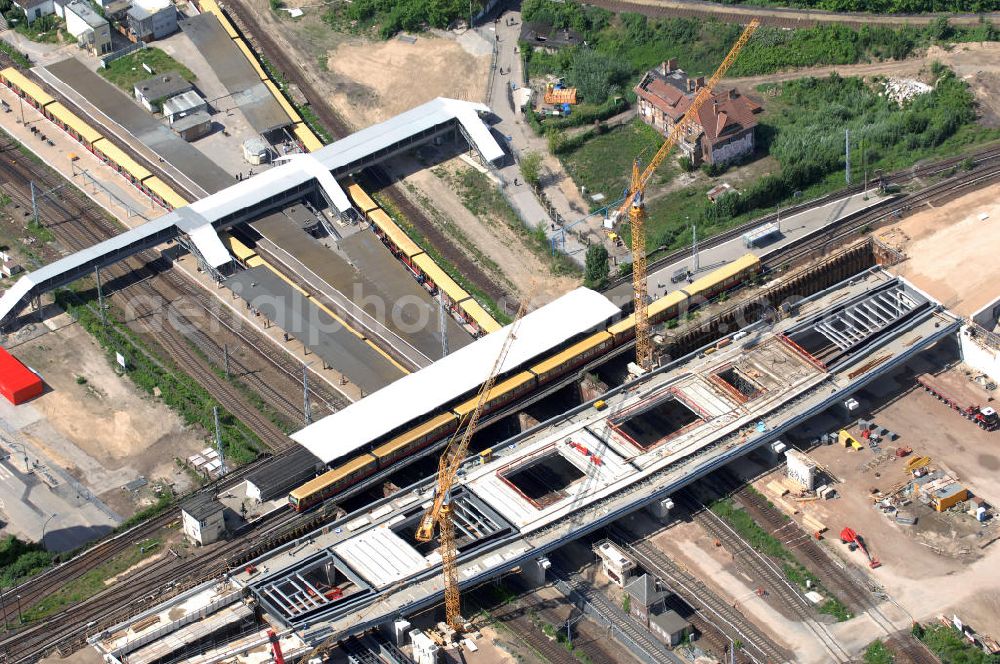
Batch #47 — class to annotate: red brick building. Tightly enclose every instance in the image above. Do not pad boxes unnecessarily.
[635,59,761,166]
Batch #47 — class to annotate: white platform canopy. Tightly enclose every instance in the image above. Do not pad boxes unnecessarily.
[291,288,621,464]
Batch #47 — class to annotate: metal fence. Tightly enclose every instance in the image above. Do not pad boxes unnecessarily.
[99,41,145,69]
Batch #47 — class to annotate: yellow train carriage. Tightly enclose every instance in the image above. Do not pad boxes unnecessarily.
[293,123,324,153]
[370,209,423,263]
[144,176,188,210]
[44,102,102,147]
[91,137,153,188]
[452,371,537,420]
[289,454,377,511]
[684,253,761,302]
[457,298,500,336]
[221,234,258,266]
[372,412,459,467]
[609,254,762,345]
[529,331,614,385]
[412,253,469,308]
[0,68,54,110]
[347,183,379,216]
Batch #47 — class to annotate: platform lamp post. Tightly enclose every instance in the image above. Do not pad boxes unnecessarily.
[40,513,57,551]
[303,363,313,427]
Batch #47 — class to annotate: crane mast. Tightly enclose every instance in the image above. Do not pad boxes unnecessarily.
[617,19,760,370]
[415,302,528,629]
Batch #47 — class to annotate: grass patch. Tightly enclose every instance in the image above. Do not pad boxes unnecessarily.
[23,538,162,621]
[559,119,666,205]
[114,491,174,532]
[54,288,264,466]
[864,639,895,664]
[371,191,513,325]
[916,623,1000,664]
[450,167,580,278]
[711,496,853,621]
[99,48,195,94]
[0,39,31,67]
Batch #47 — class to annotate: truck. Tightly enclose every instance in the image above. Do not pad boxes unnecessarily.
[915,373,999,431]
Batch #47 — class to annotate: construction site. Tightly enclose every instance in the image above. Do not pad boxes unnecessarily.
[0,3,1000,664]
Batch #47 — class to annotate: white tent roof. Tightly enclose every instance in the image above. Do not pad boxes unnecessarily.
[291,288,620,464]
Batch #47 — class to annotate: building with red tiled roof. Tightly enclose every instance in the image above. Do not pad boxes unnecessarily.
[635,60,762,166]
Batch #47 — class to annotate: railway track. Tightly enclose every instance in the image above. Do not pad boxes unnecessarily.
[0,501,314,664]
[764,156,1000,270]
[609,525,786,664]
[219,0,518,311]
[676,490,854,663]
[0,139,346,433]
[606,144,1000,294]
[549,560,679,664]
[707,471,940,664]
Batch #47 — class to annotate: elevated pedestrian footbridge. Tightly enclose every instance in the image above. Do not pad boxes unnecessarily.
[0,98,504,329]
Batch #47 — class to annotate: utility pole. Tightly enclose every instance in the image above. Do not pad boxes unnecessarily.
[845,129,851,185]
[212,406,226,476]
[94,266,107,331]
[302,364,312,426]
[691,222,699,273]
[29,181,38,227]
[223,343,230,379]
[439,298,449,358]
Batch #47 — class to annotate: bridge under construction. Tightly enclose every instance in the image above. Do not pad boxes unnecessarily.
[87,266,958,664]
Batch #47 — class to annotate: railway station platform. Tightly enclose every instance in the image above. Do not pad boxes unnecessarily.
[225,267,405,395]
[38,58,233,197]
[250,211,470,361]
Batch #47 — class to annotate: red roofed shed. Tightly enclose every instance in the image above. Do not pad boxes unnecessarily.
[0,346,43,405]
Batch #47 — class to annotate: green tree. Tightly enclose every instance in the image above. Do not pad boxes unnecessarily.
[584,243,610,289]
[520,151,543,189]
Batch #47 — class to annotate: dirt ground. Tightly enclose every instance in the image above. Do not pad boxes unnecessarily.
[389,155,579,304]
[777,339,1000,639]
[325,30,491,128]
[877,183,1000,316]
[8,313,205,515]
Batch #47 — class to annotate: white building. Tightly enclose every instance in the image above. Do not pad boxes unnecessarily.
[594,539,636,587]
[13,0,54,21]
[127,0,177,41]
[181,497,226,545]
[786,449,818,490]
[56,0,111,55]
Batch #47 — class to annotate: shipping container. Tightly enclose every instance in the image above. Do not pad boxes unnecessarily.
[0,347,43,404]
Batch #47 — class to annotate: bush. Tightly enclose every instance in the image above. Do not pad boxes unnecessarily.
[678,156,694,173]
[520,151,543,188]
[0,535,53,588]
[584,243,610,289]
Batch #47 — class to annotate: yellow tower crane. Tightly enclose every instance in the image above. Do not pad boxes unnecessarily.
[614,19,760,371]
[414,301,528,630]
